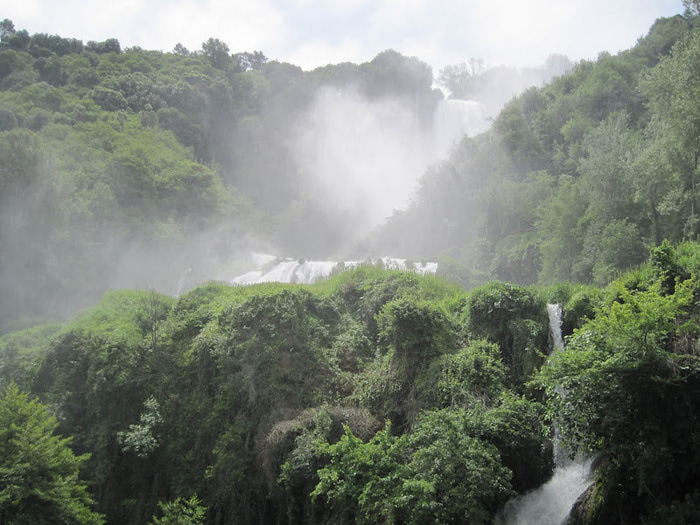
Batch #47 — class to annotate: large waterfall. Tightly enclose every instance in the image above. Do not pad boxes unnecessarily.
[230,253,438,285]
[495,304,593,525]
[178,96,479,294]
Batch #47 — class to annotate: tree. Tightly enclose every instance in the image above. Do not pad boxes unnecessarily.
[85,38,120,54]
[311,423,408,525]
[150,495,206,525]
[311,412,515,525]
[683,0,700,16]
[643,30,700,237]
[538,267,700,522]
[0,383,104,524]
[0,19,15,41]
[233,51,267,72]
[437,58,485,99]
[467,281,547,385]
[201,38,230,70]
[401,409,514,524]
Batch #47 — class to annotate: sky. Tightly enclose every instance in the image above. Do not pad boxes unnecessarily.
[1,0,687,73]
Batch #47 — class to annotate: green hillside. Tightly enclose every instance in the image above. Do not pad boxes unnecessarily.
[3,8,700,524]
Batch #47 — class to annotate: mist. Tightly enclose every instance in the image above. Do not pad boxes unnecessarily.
[0,37,572,333]
[289,87,439,246]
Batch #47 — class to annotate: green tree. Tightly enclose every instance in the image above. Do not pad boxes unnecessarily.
[579,112,636,223]
[401,408,514,524]
[0,383,104,524]
[467,281,547,385]
[201,38,230,70]
[538,272,700,521]
[424,340,505,408]
[150,495,206,525]
[311,423,407,525]
[537,175,589,283]
[683,0,700,15]
[437,58,485,99]
[643,29,700,237]
[312,411,515,525]
[0,19,15,42]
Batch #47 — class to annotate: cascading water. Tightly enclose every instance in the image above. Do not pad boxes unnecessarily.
[495,304,593,525]
[495,459,593,525]
[229,253,438,285]
[433,99,490,157]
[547,303,565,353]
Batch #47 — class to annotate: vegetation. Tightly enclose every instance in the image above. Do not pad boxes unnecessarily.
[0,19,439,332]
[4,8,700,524]
[0,270,556,524]
[538,241,700,523]
[368,13,700,290]
[4,242,700,523]
[2,11,700,331]
[0,382,104,524]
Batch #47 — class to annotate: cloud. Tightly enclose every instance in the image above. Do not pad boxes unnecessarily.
[146,0,289,52]
[2,0,685,69]
[285,39,366,70]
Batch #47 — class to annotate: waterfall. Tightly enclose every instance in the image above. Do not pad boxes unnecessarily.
[495,304,593,525]
[230,254,438,286]
[547,303,565,353]
[495,459,593,525]
[433,99,489,157]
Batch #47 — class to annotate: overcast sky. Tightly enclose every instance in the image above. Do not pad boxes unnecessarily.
[2,0,686,72]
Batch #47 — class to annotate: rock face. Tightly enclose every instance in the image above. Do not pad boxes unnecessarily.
[564,483,595,525]
[564,468,620,525]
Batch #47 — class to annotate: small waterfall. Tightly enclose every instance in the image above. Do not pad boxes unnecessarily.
[175,268,192,297]
[495,459,593,525]
[547,303,565,353]
[495,304,593,525]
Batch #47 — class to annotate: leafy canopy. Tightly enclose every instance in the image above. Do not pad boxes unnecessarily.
[0,382,104,524]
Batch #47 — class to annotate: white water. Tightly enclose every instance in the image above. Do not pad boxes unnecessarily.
[230,254,438,285]
[495,458,593,525]
[433,99,489,157]
[175,267,192,297]
[495,304,593,525]
[547,303,565,353]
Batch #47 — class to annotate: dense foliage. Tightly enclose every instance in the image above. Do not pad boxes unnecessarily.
[5,8,700,525]
[0,382,104,524]
[0,268,558,524]
[5,241,700,523]
[0,20,439,331]
[4,12,700,332]
[369,13,700,290]
[539,241,700,523]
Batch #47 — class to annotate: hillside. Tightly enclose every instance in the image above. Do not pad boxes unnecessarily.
[3,10,700,524]
[0,20,446,330]
[3,241,700,523]
[367,14,699,288]
[0,15,570,331]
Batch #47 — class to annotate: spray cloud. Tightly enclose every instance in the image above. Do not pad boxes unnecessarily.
[288,86,438,247]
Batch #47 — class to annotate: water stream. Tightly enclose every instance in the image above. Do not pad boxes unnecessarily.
[494,304,593,525]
